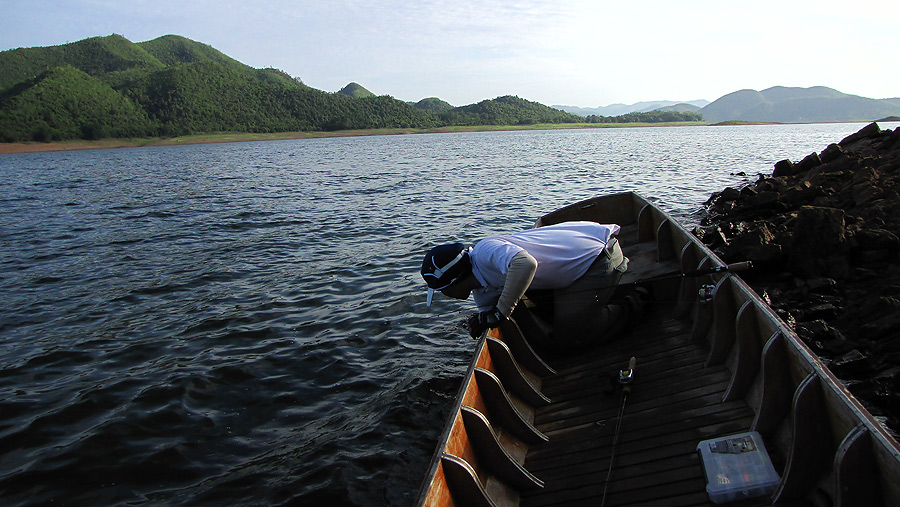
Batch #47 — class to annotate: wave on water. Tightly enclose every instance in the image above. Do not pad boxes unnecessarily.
[0,123,880,505]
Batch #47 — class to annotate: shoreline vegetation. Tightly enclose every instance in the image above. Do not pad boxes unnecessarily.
[0,35,705,151]
[0,121,711,154]
[8,120,877,155]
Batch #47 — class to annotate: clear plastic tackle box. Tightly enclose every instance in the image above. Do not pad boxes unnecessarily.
[696,431,780,504]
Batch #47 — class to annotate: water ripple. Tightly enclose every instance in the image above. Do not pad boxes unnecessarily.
[0,123,891,505]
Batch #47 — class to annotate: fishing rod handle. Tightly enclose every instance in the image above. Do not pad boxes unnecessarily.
[726,261,753,272]
[619,357,637,385]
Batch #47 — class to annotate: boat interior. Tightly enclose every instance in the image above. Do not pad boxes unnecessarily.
[417,193,900,507]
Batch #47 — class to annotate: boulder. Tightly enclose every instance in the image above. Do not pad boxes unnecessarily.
[839,122,881,146]
[773,159,798,177]
[820,143,845,163]
[796,152,823,172]
[785,206,848,278]
[698,122,900,432]
[722,221,782,263]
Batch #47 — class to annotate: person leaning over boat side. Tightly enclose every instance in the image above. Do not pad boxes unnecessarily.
[420,221,647,351]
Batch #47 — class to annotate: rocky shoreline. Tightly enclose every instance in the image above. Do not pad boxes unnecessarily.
[695,122,900,434]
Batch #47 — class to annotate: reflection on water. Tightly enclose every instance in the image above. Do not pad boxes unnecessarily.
[0,123,890,505]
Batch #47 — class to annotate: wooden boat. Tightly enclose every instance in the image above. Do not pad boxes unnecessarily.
[416,192,900,506]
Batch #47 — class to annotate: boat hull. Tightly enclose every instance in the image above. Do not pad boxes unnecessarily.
[417,192,900,506]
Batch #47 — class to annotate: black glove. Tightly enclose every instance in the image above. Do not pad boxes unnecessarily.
[466,308,507,339]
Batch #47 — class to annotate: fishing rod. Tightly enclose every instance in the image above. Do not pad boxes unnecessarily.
[522,260,753,304]
[624,261,753,288]
[601,356,636,507]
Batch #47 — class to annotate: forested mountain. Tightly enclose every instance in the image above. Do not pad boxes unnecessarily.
[0,34,700,143]
[442,95,582,126]
[701,86,900,123]
[0,34,165,93]
[0,66,154,141]
[0,35,578,142]
[0,35,446,141]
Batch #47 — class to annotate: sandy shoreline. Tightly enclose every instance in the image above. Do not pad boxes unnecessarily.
[0,122,709,154]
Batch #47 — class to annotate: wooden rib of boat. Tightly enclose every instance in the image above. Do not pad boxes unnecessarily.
[416,192,900,507]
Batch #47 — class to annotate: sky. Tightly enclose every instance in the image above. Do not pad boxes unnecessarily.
[2,0,899,107]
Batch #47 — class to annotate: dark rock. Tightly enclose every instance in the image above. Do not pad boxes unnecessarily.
[859,249,891,264]
[773,159,796,177]
[796,152,823,173]
[820,143,845,163]
[744,190,780,212]
[694,225,728,249]
[852,182,882,206]
[780,181,816,207]
[856,228,900,250]
[698,122,900,433]
[722,222,782,263]
[860,303,900,340]
[839,122,881,146]
[785,206,848,278]
[805,303,839,320]
[807,277,837,294]
[832,349,871,377]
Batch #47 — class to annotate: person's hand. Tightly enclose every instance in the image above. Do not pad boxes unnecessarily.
[466,308,507,339]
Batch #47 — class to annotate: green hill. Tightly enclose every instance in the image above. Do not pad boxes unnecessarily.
[0,34,681,144]
[701,86,900,123]
[0,35,450,141]
[414,97,454,112]
[0,66,155,142]
[446,95,581,125]
[138,35,245,68]
[654,103,702,113]
[338,82,375,98]
[0,34,165,94]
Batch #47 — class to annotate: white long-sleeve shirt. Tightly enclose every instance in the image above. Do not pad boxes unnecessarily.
[470,221,620,311]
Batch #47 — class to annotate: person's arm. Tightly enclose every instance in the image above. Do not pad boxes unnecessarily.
[495,250,537,317]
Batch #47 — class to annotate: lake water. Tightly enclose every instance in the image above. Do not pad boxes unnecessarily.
[1,122,897,506]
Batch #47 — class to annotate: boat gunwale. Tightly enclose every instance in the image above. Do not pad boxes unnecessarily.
[415,330,491,505]
[416,191,900,506]
[622,192,900,459]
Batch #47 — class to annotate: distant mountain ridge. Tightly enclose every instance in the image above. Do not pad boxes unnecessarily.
[700,86,900,123]
[4,34,893,144]
[554,100,710,117]
[558,87,900,123]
